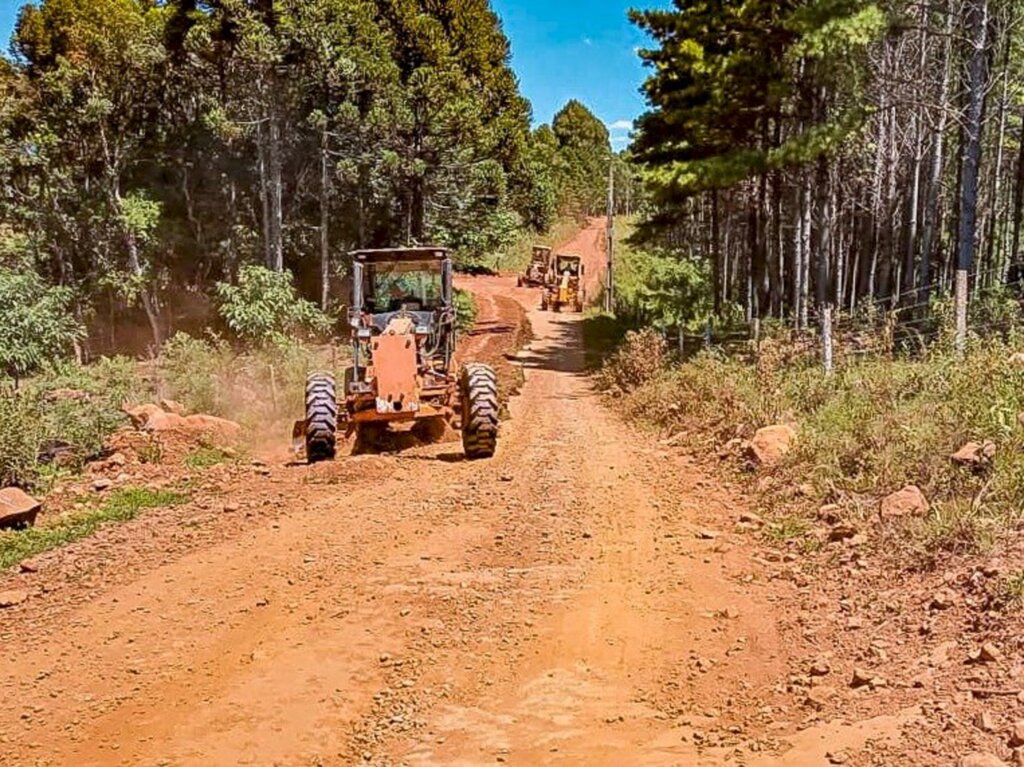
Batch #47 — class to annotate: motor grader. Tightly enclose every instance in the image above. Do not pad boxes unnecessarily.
[298,248,499,462]
[517,245,552,288]
[541,254,586,313]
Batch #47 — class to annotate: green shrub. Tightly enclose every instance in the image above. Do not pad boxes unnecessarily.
[0,388,42,487]
[158,331,341,428]
[216,265,332,346]
[454,289,478,333]
[36,356,148,463]
[0,269,85,384]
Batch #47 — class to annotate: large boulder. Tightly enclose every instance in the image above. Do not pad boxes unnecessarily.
[0,488,41,530]
[160,399,187,416]
[124,404,165,430]
[880,485,929,519]
[124,404,240,444]
[747,425,797,467]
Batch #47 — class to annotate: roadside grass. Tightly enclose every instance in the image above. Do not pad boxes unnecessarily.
[183,446,235,470]
[0,487,187,570]
[588,327,1024,568]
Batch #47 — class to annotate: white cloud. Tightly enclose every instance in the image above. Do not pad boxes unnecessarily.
[609,120,634,132]
[612,136,630,149]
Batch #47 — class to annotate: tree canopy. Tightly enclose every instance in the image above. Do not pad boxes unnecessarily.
[0,0,613,362]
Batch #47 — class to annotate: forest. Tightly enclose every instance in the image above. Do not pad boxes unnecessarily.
[0,0,619,366]
[626,0,1024,354]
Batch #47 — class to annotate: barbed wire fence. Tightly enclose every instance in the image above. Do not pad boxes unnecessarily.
[664,273,1024,373]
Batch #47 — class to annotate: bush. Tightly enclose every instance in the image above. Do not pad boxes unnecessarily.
[36,357,148,461]
[216,265,332,346]
[0,357,152,487]
[0,388,42,487]
[454,289,478,333]
[0,268,85,384]
[595,328,669,393]
[159,332,233,416]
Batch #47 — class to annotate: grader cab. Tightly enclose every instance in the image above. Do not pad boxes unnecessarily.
[541,254,586,313]
[517,245,552,288]
[298,248,499,461]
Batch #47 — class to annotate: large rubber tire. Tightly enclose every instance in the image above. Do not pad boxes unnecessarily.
[460,364,499,460]
[305,373,338,463]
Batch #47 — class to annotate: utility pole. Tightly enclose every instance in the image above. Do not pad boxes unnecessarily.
[605,160,615,314]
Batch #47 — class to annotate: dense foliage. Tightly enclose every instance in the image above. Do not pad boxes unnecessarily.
[215,265,331,345]
[0,268,84,383]
[628,0,1023,346]
[0,0,613,361]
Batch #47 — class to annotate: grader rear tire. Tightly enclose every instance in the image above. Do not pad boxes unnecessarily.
[305,373,337,463]
[460,364,499,460]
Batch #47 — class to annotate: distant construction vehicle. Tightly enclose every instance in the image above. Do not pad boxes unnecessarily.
[297,248,499,461]
[517,245,552,288]
[541,254,586,313]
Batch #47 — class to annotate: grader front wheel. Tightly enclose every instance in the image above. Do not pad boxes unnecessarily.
[305,373,338,463]
[460,364,499,460]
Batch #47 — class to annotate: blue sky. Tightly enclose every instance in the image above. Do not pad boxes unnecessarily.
[0,0,664,148]
[491,0,668,148]
[0,0,20,56]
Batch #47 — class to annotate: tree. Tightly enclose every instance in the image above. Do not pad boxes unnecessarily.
[552,100,612,217]
[215,264,331,346]
[0,269,84,385]
[0,0,601,359]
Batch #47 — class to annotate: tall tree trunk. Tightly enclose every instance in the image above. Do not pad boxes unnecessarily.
[987,37,1011,283]
[868,49,888,303]
[258,122,272,267]
[112,188,162,351]
[816,155,833,374]
[712,190,722,317]
[792,181,804,327]
[903,7,929,302]
[800,174,811,330]
[955,0,990,355]
[920,5,954,306]
[266,96,284,271]
[1008,109,1024,284]
[320,125,331,311]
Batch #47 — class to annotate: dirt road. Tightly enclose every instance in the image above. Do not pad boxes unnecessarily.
[0,220,910,766]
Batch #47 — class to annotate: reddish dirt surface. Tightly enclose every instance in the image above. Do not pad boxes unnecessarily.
[0,219,1008,766]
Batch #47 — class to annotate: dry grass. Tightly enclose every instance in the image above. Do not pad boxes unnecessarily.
[593,330,1024,566]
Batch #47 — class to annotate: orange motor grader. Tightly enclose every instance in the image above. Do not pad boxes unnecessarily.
[299,248,499,461]
[541,254,586,313]
[517,245,552,288]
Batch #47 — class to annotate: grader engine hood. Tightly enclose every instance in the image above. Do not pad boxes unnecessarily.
[371,318,420,415]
